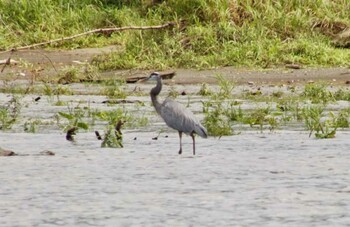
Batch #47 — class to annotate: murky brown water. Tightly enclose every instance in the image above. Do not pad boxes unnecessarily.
[1,82,350,226]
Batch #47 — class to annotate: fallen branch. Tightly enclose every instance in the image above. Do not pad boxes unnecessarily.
[1,22,176,54]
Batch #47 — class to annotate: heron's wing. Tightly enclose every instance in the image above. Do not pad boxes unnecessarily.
[159,98,207,138]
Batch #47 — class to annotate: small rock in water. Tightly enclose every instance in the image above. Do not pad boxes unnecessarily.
[181,91,187,96]
[346,80,350,85]
[0,147,16,156]
[247,81,254,86]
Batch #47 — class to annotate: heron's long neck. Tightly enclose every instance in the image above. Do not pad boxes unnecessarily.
[150,77,162,114]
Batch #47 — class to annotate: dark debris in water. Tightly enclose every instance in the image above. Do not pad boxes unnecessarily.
[95,131,102,140]
[66,127,78,142]
[102,99,143,104]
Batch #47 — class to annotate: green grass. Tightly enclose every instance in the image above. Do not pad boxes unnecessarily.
[1,0,350,69]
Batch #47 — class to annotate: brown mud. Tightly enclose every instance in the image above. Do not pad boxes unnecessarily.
[1,47,350,85]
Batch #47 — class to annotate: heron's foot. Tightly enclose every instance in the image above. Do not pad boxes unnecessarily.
[178,149,182,155]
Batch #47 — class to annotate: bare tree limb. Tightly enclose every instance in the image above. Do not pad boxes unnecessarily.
[1,22,176,54]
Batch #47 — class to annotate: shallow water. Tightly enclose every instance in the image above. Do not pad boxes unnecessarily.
[1,130,350,226]
[1,82,350,226]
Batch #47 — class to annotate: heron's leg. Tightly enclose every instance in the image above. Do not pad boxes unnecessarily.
[178,131,183,155]
[191,132,195,155]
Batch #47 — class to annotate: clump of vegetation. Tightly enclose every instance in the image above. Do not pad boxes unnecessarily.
[202,101,236,136]
[57,65,101,84]
[202,75,237,136]
[101,79,127,99]
[100,120,124,148]
[57,111,89,134]
[197,83,212,96]
[301,105,350,139]
[241,106,280,132]
[302,83,334,104]
[24,119,40,133]
[334,89,350,101]
[168,86,179,98]
[0,96,22,130]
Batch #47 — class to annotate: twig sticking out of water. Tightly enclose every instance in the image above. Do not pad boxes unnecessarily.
[66,127,78,142]
[95,131,102,140]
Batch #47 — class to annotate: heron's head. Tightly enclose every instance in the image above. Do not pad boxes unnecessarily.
[138,72,161,83]
[148,72,161,81]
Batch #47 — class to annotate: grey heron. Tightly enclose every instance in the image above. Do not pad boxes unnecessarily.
[145,72,207,155]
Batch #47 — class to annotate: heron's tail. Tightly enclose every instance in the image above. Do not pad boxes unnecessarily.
[194,123,208,138]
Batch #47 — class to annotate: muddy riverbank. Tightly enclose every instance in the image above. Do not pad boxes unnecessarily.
[1,48,350,85]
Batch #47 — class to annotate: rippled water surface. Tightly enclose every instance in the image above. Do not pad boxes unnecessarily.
[1,83,350,226]
[1,130,350,226]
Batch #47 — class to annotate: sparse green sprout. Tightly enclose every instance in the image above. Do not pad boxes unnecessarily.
[58,66,81,84]
[272,91,284,98]
[101,120,124,148]
[334,109,350,129]
[242,107,279,132]
[54,100,67,106]
[0,108,15,130]
[302,105,341,139]
[168,86,179,98]
[42,83,73,104]
[334,89,350,101]
[102,79,127,99]
[302,83,334,104]
[57,104,89,133]
[0,96,22,130]
[24,119,39,133]
[215,74,234,99]
[83,64,101,82]
[198,83,212,96]
[202,101,234,136]
[276,98,302,121]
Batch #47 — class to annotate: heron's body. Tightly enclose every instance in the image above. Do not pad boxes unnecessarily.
[147,72,207,155]
[157,98,207,137]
